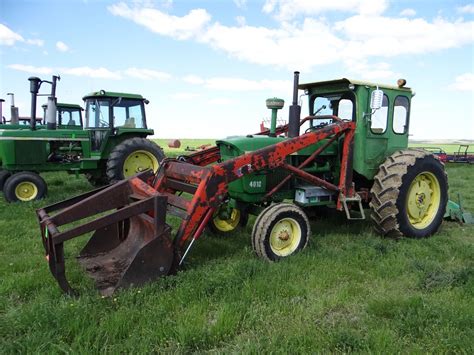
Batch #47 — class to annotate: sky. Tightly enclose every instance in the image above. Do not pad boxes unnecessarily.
[0,0,473,140]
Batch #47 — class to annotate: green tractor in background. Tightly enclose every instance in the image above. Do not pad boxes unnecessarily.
[1,93,83,129]
[0,75,164,202]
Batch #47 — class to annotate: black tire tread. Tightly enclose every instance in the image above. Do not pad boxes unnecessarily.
[106,137,165,183]
[252,203,310,262]
[369,149,447,238]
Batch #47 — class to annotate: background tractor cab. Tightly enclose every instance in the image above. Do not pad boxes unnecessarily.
[42,103,83,129]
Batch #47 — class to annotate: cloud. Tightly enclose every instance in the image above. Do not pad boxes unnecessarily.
[108,2,211,40]
[185,75,290,92]
[400,8,416,17]
[458,4,474,14]
[183,74,205,84]
[169,92,200,100]
[262,0,389,20]
[26,38,44,46]
[334,15,474,58]
[1,24,45,47]
[61,66,121,79]
[56,41,69,52]
[7,64,53,75]
[8,64,121,79]
[208,98,233,105]
[108,2,474,72]
[125,67,171,80]
[0,23,24,45]
[201,19,344,70]
[234,0,247,9]
[344,59,401,80]
[448,73,474,91]
[8,64,174,81]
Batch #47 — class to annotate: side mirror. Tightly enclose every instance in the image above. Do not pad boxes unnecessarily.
[370,88,384,110]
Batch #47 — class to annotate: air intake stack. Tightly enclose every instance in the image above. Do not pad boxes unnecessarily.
[265,97,284,137]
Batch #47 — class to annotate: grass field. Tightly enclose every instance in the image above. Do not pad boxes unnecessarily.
[1,145,473,352]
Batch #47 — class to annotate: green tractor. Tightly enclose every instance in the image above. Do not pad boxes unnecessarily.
[210,74,449,241]
[0,75,164,202]
[1,92,82,129]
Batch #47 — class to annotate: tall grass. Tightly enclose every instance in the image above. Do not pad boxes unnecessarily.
[1,152,473,352]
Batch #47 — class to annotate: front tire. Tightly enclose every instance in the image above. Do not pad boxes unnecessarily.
[106,138,165,183]
[252,203,310,261]
[0,170,12,191]
[3,172,47,202]
[370,149,448,238]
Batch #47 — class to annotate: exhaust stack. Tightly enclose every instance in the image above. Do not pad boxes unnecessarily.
[28,77,41,130]
[288,71,301,138]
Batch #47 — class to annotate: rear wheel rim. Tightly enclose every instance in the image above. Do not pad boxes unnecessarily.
[213,209,241,232]
[406,172,441,229]
[15,182,38,201]
[269,218,301,256]
[123,150,159,178]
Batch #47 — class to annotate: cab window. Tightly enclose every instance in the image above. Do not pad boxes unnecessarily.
[113,99,145,129]
[86,100,110,128]
[393,96,409,134]
[371,94,388,134]
[59,108,81,126]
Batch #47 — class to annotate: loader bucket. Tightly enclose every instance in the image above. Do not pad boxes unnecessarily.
[78,214,173,296]
[37,174,177,295]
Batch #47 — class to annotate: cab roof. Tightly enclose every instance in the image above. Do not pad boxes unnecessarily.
[82,91,145,101]
[298,78,412,92]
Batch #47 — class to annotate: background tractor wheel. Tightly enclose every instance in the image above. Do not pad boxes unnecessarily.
[252,203,310,261]
[85,172,109,187]
[370,149,448,238]
[0,170,11,191]
[208,204,248,235]
[3,172,47,202]
[106,138,165,183]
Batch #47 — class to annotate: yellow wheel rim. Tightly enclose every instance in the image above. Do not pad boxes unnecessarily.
[269,218,301,256]
[213,208,241,232]
[15,181,38,201]
[123,150,159,178]
[406,172,441,229]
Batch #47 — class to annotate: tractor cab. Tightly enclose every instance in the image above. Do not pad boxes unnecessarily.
[83,91,153,152]
[299,78,414,180]
[42,103,83,129]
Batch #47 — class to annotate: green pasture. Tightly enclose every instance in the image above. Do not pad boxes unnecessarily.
[1,146,473,352]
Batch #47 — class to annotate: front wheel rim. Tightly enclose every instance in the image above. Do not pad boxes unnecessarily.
[123,150,159,178]
[15,181,38,201]
[269,218,301,256]
[406,172,441,229]
[213,209,241,232]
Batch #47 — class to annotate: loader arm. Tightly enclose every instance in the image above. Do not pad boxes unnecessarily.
[37,119,356,295]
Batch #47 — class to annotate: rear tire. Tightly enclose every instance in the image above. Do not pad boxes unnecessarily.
[0,170,11,191]
[252,203,310,261]
[370,149,448,238]
[3,172,47,202]
[106,138,165,183]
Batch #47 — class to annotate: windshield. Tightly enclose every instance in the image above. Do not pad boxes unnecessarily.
[58,108,82,127]
[306,93,354,130]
